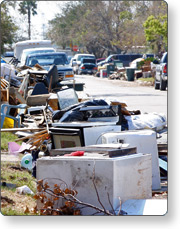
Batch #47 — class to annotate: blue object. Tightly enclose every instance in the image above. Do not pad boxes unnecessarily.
[1,104,27,128]
[31,83,49,95]
[1,57,6,63]
[21,153,33,171]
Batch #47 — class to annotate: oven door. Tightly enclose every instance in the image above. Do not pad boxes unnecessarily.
[49,128,84,149]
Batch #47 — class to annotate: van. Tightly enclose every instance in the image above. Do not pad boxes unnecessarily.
[14,40,52,61]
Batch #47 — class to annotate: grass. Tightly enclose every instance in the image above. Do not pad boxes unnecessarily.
[1,131,37,215]
[1,161,37,215]
[138,77,155,82]
[1,132,22,150]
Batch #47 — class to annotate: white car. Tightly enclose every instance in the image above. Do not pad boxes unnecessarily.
[70,53,95,74]
[18,47,55,67]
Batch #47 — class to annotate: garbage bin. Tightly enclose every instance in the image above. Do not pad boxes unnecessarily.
[106,64,115,77]
[126,67,135,81]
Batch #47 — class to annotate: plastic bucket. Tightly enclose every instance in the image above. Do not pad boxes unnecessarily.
[3,117,14,128]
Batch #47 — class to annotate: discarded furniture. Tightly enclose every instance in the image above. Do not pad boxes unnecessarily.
[57,88,79,110]
[50,144,136,157]
[102,129,161,190]
[49,121,121,148]
[31,83,49,95]
[60,81,85,91]
[37,152,152,215]
[26,94,51,106]
[1,78,10,103]
[1,103,27,128]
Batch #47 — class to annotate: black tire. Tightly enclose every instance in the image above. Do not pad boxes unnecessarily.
[160,78,167,91]
[154,79,160,89]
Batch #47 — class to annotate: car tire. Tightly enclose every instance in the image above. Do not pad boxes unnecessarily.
[154,79,160,90]
[160,78,167,91]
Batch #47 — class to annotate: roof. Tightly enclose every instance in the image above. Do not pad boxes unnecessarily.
[27,52,67,58]
[22,47,55,53]
[15,40,51,46]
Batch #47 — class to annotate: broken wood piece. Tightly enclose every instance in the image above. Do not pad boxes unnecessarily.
[1,127,46,132]
[15,129,47,142]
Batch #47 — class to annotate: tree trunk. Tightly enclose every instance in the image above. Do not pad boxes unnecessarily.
[28,6,31,40]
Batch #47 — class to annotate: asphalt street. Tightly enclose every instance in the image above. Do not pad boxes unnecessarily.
[75,74,167,118]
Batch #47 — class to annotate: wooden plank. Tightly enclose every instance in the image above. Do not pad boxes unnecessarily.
[15,129,47,142]
[1,127,46,132]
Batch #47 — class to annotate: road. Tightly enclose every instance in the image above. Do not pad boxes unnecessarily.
[75,74,167,118]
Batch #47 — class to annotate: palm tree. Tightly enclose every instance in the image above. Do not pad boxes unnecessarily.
[18,1,38,40]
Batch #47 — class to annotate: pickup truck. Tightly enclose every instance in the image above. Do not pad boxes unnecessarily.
[154,52,168,91]
[25,52,74,81]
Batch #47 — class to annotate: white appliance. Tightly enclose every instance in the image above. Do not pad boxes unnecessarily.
[101,129,161,190]
[37,153,152,215]
[50,121,122,149]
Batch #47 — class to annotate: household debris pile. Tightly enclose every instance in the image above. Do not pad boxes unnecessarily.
[1,57,167,216]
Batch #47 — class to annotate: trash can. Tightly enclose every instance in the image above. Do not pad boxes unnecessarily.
[126,67,135,81]
[106,64,115,76]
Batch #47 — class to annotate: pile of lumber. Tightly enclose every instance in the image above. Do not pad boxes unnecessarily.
[15,129,49,149]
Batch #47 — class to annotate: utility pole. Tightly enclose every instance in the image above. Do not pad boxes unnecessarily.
[28,5,31,40]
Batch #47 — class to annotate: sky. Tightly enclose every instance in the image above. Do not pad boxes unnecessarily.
[10,1,69,40]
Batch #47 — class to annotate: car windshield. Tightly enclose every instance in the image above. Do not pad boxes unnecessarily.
[77,55,94,61]
[21,49,55,63]
[82,58,96,64]
[26,54,68,67]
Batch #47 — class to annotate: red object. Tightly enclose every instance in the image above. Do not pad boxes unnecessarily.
[73,45,78,52]
[81,66,85,69]
[163,64,167,73]
[64,151,84,156]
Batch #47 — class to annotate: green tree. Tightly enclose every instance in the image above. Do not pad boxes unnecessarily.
[143,14,167,55]
[18,1,38,40]
[0,2,18,53]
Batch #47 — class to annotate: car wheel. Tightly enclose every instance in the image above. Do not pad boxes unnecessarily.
[154,79,160,90]
[160,78,167,91]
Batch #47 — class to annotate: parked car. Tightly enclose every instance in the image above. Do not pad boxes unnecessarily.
[78,58,97,75]
[97,54,142,67]
[96,58,106,64]
[3,51,14,62]
[3,51,14,57]
[18,47,55,67]
[154,52,167,91]
[70,53,95,74]
[25,52,74,81]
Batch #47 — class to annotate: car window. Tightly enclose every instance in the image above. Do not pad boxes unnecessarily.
[118,55,130,61]
[77,55,94,61]
[21,49,55,64]
[26,54,68,66]
[82,58,96,64]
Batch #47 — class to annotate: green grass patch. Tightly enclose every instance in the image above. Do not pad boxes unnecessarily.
[1,132,22,150]
[1,161,36,193]
[1,161,37,215]
[138,77,155,82]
